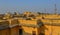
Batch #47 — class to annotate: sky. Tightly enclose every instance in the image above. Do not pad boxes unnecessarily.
[0,0,60,13]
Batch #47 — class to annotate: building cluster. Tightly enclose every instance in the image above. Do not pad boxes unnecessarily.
[0,12,60,35]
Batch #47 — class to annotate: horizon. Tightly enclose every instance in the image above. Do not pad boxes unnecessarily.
[0,0,60,14]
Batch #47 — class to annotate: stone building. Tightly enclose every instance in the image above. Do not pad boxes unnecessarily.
[0,12,60,35]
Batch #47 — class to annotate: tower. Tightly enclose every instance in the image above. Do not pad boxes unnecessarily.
[54,4,57,14]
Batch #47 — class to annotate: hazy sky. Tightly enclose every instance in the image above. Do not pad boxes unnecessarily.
[0,0,60,13]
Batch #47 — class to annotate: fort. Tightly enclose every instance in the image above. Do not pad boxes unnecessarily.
[0,12,60,35]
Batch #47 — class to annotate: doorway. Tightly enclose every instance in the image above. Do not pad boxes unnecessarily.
[32,31,36,35]
[19,29,23,35]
